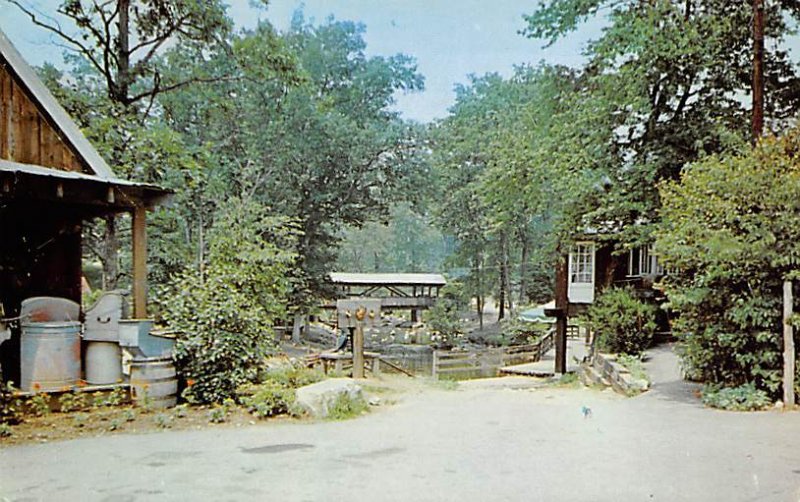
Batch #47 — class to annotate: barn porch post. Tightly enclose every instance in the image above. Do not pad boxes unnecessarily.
[132,206,147,318]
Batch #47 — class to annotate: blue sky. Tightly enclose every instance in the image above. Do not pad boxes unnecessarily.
[0,0,604,122]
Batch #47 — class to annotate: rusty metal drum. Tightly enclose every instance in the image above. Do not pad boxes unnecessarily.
[20,321,81,391]
[84,341,122,385]
[129,356,177,408]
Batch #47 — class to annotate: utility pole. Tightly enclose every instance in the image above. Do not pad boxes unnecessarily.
[752,0,765,142]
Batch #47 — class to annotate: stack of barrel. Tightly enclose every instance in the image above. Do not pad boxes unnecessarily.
[19,294,177,408]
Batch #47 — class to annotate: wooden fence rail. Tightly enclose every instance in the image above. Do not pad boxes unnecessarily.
[432,328,555,380]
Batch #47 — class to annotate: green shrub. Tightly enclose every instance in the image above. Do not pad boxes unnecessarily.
[427,281,468,347]
[29,394,51,417]
[158,199,297,404]
[239,381,297,419]
[656,131,800,397]
[327,392,368,420]
[0,422,14,437]
[499,317,544,346]
[262,364,324,389]
[207,406,227,423]
[153,413,173,429]
[0,381,22,424]
[95,388,127,407]
[59,391,88,413]
[702,383,771,411]
[584,287,656,355]
[616,354,650,384]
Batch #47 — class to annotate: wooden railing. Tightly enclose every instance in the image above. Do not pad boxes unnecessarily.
[432,328,555,380]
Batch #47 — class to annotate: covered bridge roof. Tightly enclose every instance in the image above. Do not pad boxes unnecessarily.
[329,273,446,287]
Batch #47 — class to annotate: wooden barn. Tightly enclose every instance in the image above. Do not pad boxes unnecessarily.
[0,29,168,384]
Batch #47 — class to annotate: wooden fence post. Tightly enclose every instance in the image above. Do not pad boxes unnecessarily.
[432,351,438,380]
[783,280,795,408]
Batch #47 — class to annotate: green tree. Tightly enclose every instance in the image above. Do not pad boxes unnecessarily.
[522,0,800,251]
[11,0,237,288]
[656,129,800,396]
[335,203,451,274]
[160,15,425,336]
[158,198,297,404]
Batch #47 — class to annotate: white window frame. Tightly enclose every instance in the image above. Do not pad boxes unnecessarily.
[568,242,595,303]
[628,245,664,277]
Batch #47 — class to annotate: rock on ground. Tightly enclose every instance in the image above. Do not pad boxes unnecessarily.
[295,378,364,418]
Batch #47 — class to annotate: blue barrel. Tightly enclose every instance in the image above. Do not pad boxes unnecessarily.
[20,322,82,391]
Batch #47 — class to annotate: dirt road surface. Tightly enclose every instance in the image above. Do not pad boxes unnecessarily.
[3,346,800,501]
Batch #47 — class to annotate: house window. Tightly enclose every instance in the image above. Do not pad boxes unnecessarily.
[628,245,664,277]
[570,243,594,283]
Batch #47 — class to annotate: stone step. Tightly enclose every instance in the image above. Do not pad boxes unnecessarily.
[579,364,610,387]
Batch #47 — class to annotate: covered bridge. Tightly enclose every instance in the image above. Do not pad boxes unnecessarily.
[325,273,446,322]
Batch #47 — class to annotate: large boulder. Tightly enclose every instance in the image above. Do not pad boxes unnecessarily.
[295,378,364,419]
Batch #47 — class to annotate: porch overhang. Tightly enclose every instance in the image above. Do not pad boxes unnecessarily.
[0,159,172,212]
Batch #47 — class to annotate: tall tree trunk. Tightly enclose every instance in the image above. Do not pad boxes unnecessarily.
[116,0,131,104]
[198,215,205,282]
[473,255,484,330]
[101,215,119,289]
[498,233,512,320]
[291,312,306,344]
[503,233,513,316]
[752,0,765,142]
[518,226,529,306]
[98,0,131,292]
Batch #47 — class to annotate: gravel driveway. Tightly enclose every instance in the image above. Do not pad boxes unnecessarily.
[3,346,800,502]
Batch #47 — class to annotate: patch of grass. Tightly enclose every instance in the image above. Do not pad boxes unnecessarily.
[121,408,136,422]
[93,388,127,408]
[59,391,88,413]
[1,382,22,425]
[263,365,325,388]
[72,413,89,428]
[326,393,368,420]
[29,394,51,417]
[207,406,227,423]
[153,413,173,429]
[207,398,237,424]
[173,404,190,418]
[0,422,13,437]
[239,381,296,419]
[702,383,771,411]
[362,385,394,395]
[555,372,580,387]
[426,378,459,391]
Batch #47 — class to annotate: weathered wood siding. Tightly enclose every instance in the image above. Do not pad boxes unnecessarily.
[0,60,83,172]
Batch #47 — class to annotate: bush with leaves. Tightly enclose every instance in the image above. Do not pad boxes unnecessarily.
[426,281,468,347]
[499,317,546,346]
[239,381,297,419]
[584,287,656,355]
[701,384,771,411]
[0,381,21,425]
[657,130,800,397]
[158,199,297,404]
